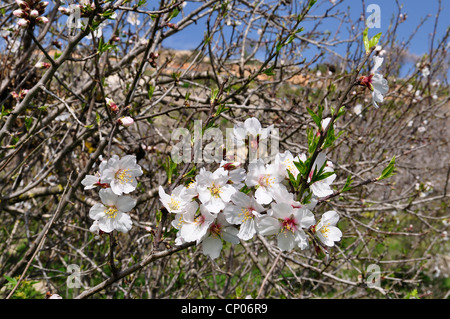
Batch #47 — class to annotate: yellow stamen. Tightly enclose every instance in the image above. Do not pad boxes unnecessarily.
[238,208,254,223]
[115,168,133,184]
[105,206,118,219]
[168,197,180,211]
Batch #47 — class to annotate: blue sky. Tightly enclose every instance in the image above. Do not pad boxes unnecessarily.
[162,0,449,76]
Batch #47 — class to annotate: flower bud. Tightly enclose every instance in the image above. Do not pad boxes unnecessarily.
[13,9,27,18]
[16,0,28,9]
[35,16,48,24]
[118,116,134,127]
[35,61,51,69]
[58,7,70,15]
[221,162,241,171]
[11,91,19,99]
[105,98,119,113]
[30,9,39,18]
[17,18,30,28]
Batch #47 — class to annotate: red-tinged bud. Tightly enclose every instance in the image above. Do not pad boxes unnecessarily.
[105,98,119,113]
[58,7,70,15]
[166,23,178,29]
[118,116,134,127]
[11,91,19,99]
[51,40,62,49]
[35,16,48,24]
[111,36,120,42]
[13,9,27,18]
[16,0,29,9]
[35,61,51,69]
[222,162,241,171]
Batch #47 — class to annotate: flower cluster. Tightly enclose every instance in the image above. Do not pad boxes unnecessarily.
[81,155,143,234]
[13,0,49,29]
[159,118,342,260]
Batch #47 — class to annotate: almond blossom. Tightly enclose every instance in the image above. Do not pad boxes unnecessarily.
[89,188,136,233]
[201,213,240,260]
[159,185,191,214]
[101,154,143,196]
[245,158,286,205]
[81,159,109,189]
[223,191,265,240]
[178,204,216,244]
[311,210,342,247]
[196,167,238,214]
[258,202,315,251]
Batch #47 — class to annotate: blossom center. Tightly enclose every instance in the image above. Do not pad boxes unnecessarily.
[105,206,118,219]
[239,207,255,223]
[209,183,222,198]
[258,174,275,187]
[281,216,298,233]
[168,197,180,211]
[115,168,133,184]
[194,215,205,225]
[210,223,222,237]
[319,225,331,238]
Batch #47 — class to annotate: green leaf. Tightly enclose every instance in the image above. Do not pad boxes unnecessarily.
[377,156,396,181]
[148,85,155,100]
[342,175,353,192]
[363,27,370,53]
[263,67,275,76]
[369,32,382,49]
[287,169,298,188]
[307,107,321,128]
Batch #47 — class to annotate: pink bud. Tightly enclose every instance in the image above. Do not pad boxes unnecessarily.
[30,9,39,18]
[118,116,134,127]
[58,7,70,15]
[13,9,27,18]
[35,16,48,24]
[16,0,28,9]
[17,18,30,28]
[11,91,19,99]
[35,61,51,69]
[105,98,119,113]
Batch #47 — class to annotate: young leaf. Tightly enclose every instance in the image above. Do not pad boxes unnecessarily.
[363,27,370,53]
[342,175,353,192]
[377,156,396,181]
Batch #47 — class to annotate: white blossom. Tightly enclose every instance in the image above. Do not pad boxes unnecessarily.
[312,210,342,247]
[89,188,136,233]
